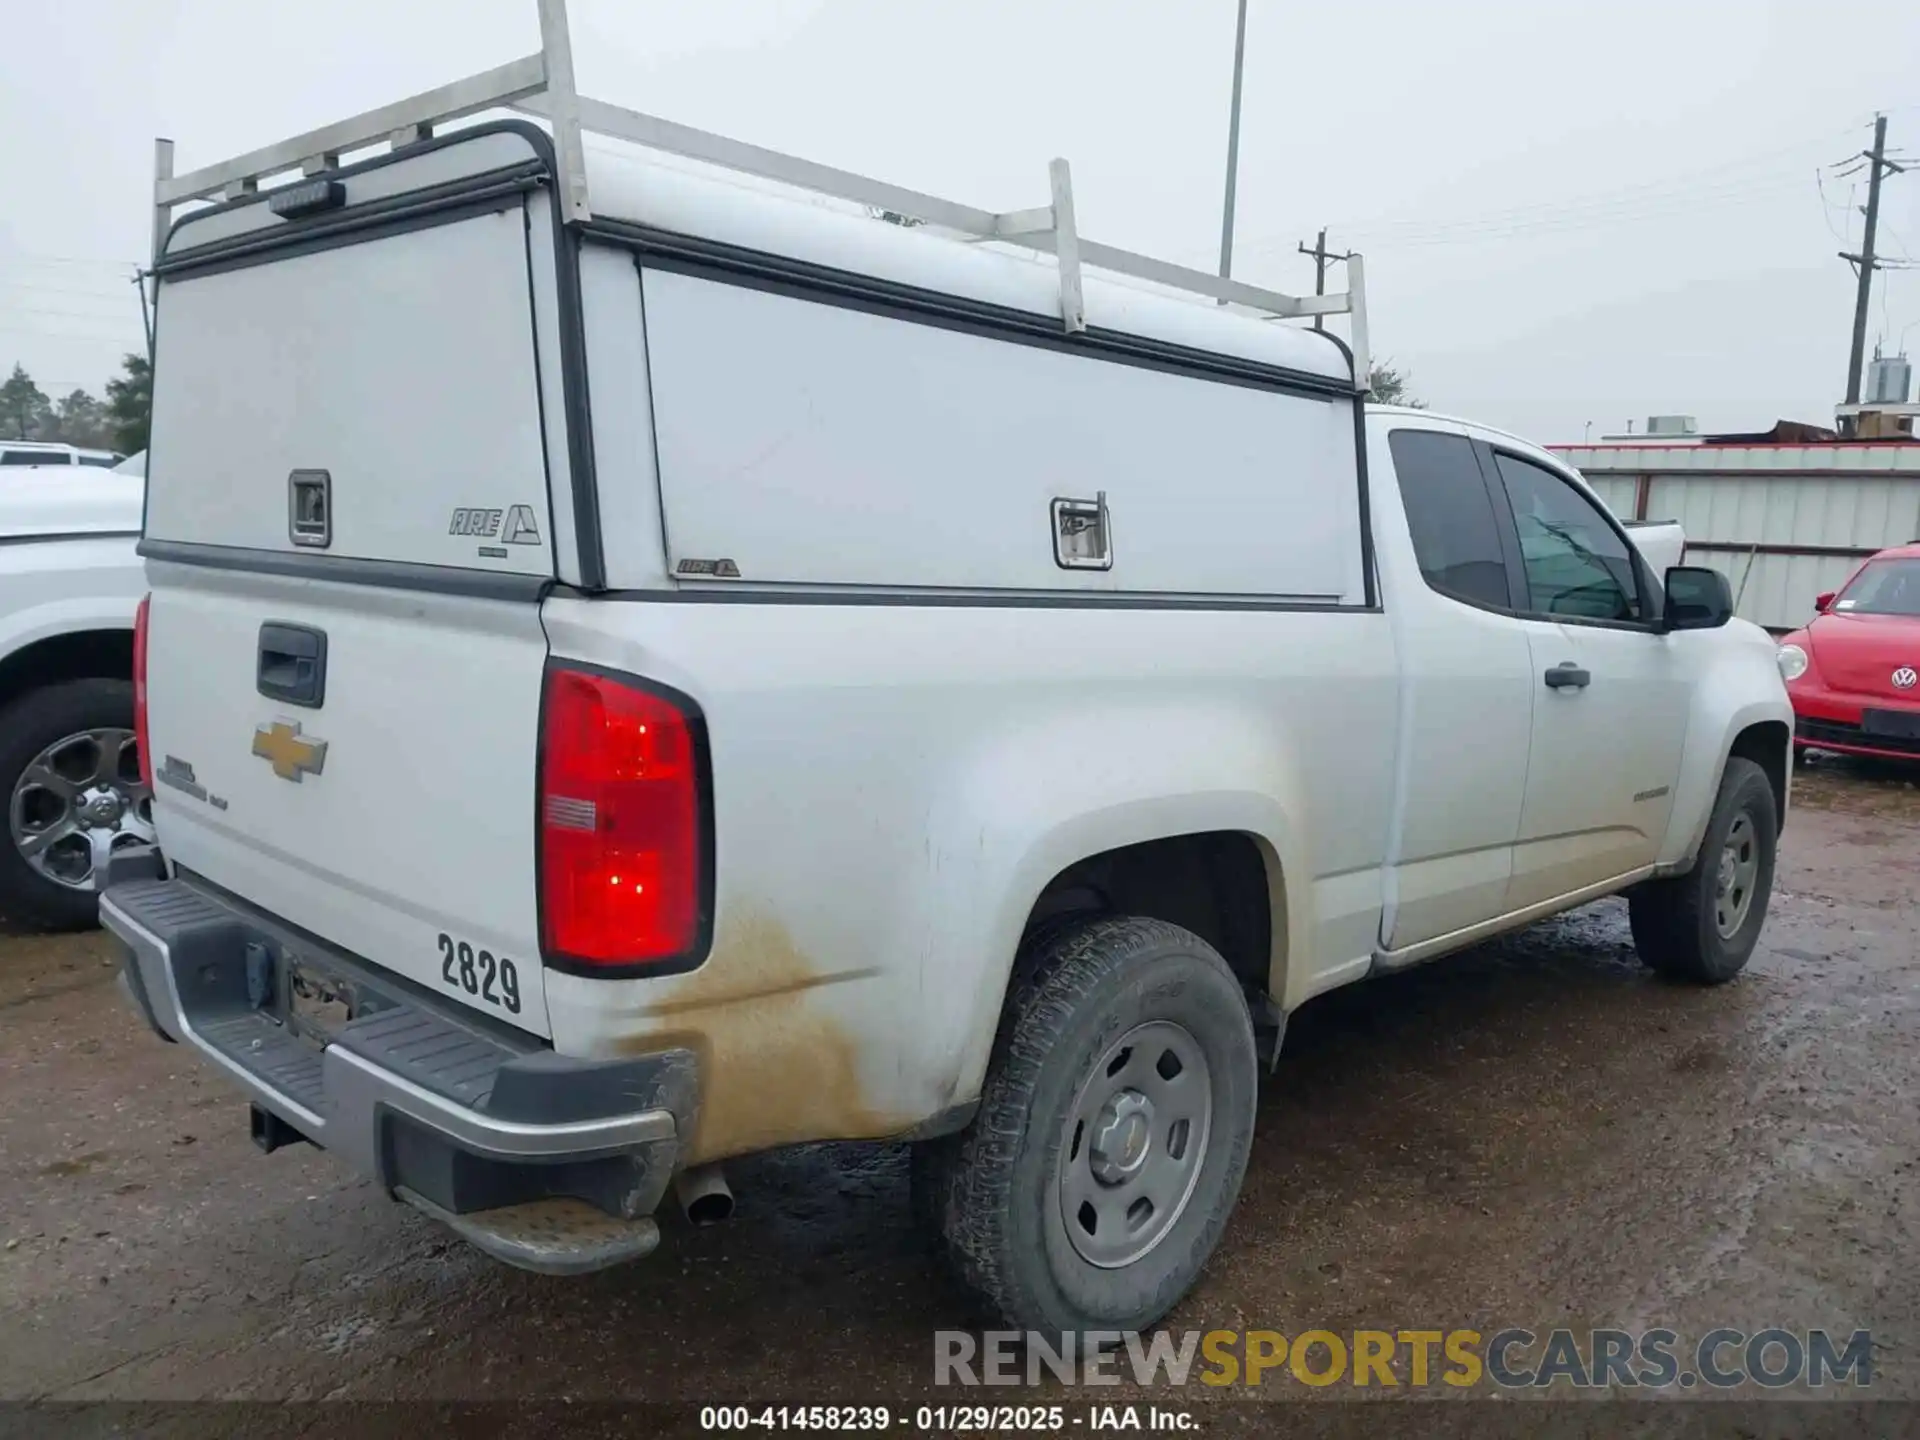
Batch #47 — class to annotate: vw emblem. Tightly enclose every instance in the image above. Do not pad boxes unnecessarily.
[1894,667,1920,691]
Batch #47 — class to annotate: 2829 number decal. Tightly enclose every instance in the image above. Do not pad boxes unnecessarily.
[437,933,522,1014]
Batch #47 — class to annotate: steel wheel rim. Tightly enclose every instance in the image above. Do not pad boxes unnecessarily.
[1713,810,1760,940]
[1056,1020,1213,1270]
[9,727,153,892]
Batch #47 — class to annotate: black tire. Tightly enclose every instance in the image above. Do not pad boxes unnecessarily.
[919,915,1258,1333]
[0,678,142,931]
[1629,756,1777,984]
[908,1141,952,1260]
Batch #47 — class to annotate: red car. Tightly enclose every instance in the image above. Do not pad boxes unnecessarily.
[1778,541,1920,761]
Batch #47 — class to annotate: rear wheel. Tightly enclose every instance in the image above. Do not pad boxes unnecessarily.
[0,679,151,930]
[919,916,1258,1332]
[1629,757,1777,985]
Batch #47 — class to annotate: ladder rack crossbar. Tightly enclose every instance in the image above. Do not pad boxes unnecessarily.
[155,54,549,210]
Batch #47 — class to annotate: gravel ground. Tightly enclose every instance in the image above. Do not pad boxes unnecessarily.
[2,757,1917,1437]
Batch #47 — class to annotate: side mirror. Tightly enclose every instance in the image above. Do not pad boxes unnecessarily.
[1664,565,1734,631]
[1814,591,1835,613]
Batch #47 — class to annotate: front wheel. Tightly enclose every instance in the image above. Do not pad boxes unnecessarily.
[918,916,1258,1333]
[1629,756,1778,984]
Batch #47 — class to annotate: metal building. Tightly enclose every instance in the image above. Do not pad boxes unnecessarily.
[1553,439,1920,633]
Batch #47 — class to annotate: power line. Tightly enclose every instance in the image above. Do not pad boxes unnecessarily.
[1257,178,1812,252]
[0,282,138,307]
[7,308,135,327]
[1243,120,1878,260]
[1880,219,1918,265]
[0,248,141,270]
[1817,166,1858,244]
[1244,169,1819,256]
[1327,174,1807,241]
[0,327,145,354]
[1334,128,1863,232]
[0,311,142,339]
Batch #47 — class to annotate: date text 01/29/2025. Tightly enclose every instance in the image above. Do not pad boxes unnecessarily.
[436,932,522,1015]
[698,1405,1196,1431]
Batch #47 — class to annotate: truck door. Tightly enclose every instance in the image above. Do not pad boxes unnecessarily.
[1375,427,1536,949]
[1482,447,1690,910]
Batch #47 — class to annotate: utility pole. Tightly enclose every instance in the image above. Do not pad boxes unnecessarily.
[1841,114,1906,424]
[1217,0,1250,286]
[133,269,154,366]
[1298,228,1353,330]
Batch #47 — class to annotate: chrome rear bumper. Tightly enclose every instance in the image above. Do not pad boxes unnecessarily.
[102,853,694,1274]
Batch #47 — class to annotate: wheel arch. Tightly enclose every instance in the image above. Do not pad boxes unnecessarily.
[1017,829,1285,1002]
[1659,696,1795,874]
[938,788,1306,1113]
[1728,719,1791,834]
[0,625,135,714]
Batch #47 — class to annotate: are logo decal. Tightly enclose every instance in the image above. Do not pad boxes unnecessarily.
[1893,666,1918,691]
[449,507,503,538]
[501,504,542,545]
[450,504,542,553]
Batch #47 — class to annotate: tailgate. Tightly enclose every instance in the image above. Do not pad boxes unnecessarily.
[142,150,568,1037]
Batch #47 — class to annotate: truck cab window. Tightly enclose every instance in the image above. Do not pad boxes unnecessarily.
[1492,452,1640,622]
[1387,429,1512,610]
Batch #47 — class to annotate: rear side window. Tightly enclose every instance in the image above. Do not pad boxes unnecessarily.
[1492,452,1641,622]
[1388,429,1512,610]
[0,450,60,466]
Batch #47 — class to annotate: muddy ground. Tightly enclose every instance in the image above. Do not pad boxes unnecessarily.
[3,758,1918,1435]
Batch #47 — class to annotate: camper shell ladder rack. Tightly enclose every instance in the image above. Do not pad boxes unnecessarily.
[149,0,1369,387]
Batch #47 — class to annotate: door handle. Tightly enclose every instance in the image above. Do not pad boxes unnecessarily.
[1544,662,1591,690]
[258,622,328,708]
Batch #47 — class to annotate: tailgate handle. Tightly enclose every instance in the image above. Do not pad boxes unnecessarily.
[258,623,327,708]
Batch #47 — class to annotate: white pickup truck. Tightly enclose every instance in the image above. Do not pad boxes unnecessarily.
[0,461,148,928]
[106,13,1792,1335]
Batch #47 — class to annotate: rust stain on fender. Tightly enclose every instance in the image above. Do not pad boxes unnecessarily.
[617,912,909,1165]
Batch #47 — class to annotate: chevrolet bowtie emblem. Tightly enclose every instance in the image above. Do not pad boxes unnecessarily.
[252,721,328,782]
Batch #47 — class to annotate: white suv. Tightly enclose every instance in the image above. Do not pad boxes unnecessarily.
[0,441,123,469]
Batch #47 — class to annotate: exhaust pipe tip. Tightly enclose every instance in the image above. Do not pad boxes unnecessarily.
[674,1163,734,1226]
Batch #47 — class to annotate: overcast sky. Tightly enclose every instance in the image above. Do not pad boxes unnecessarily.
[4,0,1918,442]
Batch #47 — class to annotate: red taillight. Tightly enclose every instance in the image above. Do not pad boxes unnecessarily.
[133,593,152,789]
[539,666,708,970]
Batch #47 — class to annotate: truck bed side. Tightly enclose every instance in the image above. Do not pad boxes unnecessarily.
[540,597,1398,1162]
